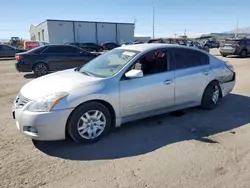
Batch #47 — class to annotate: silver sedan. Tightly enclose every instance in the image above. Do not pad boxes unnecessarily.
[12,44,235,143]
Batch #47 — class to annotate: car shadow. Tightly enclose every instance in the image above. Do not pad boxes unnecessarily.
[226,55,250,59]
[23,73,37,79]
[33,93,250,161]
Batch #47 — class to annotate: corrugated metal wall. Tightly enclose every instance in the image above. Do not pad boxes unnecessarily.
[74,22,96,43]
[47,21,74,44]
[38,20,134,44]
[96,23,116,44]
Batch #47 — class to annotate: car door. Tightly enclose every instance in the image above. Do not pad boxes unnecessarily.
[170,48,212,106]
[0,45,16,57]
[41,46,73,71]
[67,46,92,67]
[119,49,175,117]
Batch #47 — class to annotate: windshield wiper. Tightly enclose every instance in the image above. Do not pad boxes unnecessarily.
[80,70,94,77]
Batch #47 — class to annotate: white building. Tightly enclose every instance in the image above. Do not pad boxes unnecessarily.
[30,19,135,45]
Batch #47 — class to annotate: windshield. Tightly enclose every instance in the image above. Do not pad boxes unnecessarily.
[79,48,139,77]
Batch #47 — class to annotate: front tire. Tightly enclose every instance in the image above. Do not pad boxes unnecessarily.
[201,82,220,110]
[67,102,112,144]
[221,53,227,57]
[33,63,49,77]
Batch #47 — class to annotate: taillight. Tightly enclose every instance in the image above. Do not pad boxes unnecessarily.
[231,44,239,47]
[16,55,23,61]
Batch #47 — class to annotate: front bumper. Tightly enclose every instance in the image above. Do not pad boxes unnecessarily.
[13,105,73,141]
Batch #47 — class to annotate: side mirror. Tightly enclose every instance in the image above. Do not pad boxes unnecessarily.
[125,69,143,79]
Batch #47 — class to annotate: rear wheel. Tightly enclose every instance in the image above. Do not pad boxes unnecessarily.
[240,50,247,58]
[201,82,220,110]
[33,63,49,77]
[67,102,112,144]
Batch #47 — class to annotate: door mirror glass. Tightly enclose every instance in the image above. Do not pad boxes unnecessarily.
[125,69,143,78]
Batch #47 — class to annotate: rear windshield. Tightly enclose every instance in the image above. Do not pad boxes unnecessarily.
[27,46,47,54]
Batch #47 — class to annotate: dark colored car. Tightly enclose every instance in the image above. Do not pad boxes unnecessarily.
[15,45,97,76]
[203,40,220,48]
[187,40,210,53]
[0,44,26,57]
[100,42,119,50]
[220,38,250,58]
[65,42,103,52]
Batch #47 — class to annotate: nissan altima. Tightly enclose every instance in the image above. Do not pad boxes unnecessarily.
[12,44,235,144]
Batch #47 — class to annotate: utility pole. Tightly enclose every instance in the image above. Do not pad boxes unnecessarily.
[235,12,239,38]
[184,29,187,38]
[152,6,155,38]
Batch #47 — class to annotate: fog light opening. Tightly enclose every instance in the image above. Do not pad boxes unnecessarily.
[23,126,38,134]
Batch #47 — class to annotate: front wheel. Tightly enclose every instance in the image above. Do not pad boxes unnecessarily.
[67,102,112,144]
[33,63,49,77]
[221,53,227,57]
[201,82,220,110]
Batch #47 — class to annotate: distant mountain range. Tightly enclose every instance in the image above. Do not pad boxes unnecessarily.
[226,26,250,34]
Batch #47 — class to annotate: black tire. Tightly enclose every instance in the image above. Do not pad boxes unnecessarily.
[240,49,247,58]
[67,102,112,144]
[201,82,221,110]
[221,53,227,57]
[33,63,49,77]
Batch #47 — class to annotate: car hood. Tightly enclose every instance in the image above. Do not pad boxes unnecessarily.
[20,69,103,100]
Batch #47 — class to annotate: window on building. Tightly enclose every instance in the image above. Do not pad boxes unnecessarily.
[41,29,45,41]
[38,32,41,41]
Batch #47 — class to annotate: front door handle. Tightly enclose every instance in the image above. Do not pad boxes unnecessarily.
[203,70,210,75]
[164,80,173,85]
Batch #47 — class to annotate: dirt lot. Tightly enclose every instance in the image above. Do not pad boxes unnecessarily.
[1,49,250,188]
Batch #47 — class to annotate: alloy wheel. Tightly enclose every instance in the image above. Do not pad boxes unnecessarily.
[77,110,106,139]
[212,85,219,104]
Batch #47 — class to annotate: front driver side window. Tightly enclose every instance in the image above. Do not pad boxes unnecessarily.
[131,50,168,76]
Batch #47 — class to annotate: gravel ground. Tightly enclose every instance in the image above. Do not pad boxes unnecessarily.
[1,49,250,188]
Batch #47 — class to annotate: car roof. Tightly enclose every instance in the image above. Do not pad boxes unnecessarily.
[118,43,192,52]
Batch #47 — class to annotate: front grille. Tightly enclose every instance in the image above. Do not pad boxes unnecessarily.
[15,93,31,109]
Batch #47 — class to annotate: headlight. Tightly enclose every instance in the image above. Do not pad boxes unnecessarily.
[27,92,69,112]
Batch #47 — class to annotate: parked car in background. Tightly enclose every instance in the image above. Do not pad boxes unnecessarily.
[15,45,97,76]
[0,44,26,57]
[203,40,220,48]
[220,38,250,58]
[13,44,235,144]
[24,41,50,50]
[65,42,104,52]
[147,38,187,46]
[187,40,210,53]
[101,42,119,50]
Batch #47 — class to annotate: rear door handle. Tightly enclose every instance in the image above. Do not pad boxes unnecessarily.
[164,80,173,85]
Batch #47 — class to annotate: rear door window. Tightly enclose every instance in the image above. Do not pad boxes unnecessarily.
[171,48,209,70]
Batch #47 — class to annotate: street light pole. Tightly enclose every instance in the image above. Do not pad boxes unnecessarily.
[235,12,239,38]
[152,6,155,38]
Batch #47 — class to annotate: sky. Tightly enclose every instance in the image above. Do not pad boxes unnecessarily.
[0,0,250,39]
